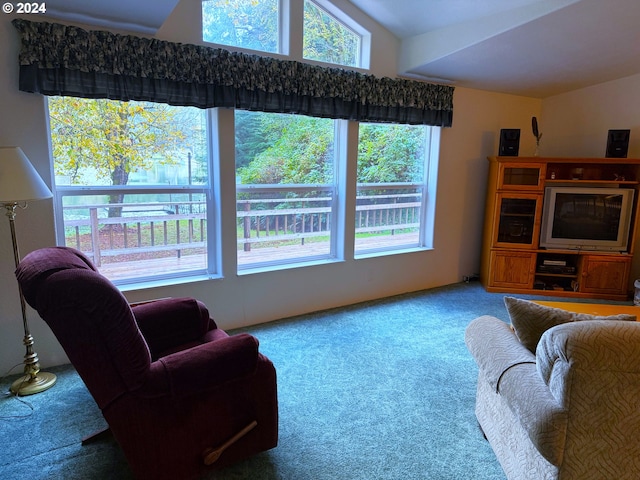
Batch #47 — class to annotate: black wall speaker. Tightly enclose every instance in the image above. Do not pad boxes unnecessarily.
[606,129,630,158]
[499,129,520,156]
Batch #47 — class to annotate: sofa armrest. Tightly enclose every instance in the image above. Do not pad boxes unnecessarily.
[466,315,568,466]
[132,297,214,356]
[497,359,568,466]
[156,333,260,398]
[465,315,536,392]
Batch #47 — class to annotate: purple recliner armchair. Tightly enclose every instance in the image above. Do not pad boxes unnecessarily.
[15,246,278,480]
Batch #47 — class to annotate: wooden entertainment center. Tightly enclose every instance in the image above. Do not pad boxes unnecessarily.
[480,156,640,300]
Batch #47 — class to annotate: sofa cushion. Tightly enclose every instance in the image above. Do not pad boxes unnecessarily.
[504,296,636,353]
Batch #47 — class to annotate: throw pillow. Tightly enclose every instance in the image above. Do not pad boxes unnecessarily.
[503,296,636,353]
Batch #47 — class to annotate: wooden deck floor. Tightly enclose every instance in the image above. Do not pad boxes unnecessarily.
[99,232,419,281]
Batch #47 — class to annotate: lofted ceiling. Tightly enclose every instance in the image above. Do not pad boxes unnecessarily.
[348,0,640,98]
[40,0,640,98]
[42,0,181,34]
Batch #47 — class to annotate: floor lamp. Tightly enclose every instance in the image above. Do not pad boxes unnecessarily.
[0,147,57,395]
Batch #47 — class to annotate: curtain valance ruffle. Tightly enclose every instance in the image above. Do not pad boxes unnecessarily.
[12,19,454,126]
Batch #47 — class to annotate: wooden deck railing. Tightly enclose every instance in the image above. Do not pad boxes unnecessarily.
[63,193,421,265]
[237,197,420,250]
[64,202,206,266]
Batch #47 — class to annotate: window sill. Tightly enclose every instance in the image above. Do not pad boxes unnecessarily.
[355,246,433,260]
[117,273,222,293]
[238,257,344,276]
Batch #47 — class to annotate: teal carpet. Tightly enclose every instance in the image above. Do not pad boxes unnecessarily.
[1,282,585,479]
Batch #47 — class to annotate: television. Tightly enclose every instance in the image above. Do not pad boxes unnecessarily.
[540,186,635,252]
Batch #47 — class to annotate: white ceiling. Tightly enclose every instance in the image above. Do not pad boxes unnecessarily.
[350,0,640,97]
[43,0,180,34]
[40,0,640,98]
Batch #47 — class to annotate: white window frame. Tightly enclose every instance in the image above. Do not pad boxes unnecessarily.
[48,97,218,286]
[234,114,343,272]
[354,126,440,257]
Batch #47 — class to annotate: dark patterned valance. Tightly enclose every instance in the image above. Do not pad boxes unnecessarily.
[12,19,454,126]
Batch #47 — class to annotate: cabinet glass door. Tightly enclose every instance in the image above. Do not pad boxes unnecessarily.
[494,193,542,248]
[498,163,545,191]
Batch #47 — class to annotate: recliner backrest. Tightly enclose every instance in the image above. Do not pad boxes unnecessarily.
[16,247,152,409]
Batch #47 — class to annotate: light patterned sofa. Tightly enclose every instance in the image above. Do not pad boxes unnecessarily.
[465,297,640,480]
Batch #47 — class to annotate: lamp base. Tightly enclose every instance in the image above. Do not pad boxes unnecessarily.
[10,371,57,396]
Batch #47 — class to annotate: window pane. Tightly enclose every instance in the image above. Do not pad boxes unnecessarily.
[357,124,426,184]
[236,188,334,267]
[303,0,361,67]
[49,98,208,187]
[60,193,208,282]
[356,123,428,254]
[235,111,336,267]
[355,186,422,250]
[202,0,279,53]
[48,97,211,283]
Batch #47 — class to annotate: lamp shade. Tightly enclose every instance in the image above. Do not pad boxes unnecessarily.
[0,147,52,203]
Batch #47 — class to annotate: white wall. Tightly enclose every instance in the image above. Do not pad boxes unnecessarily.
[439,88,542,278]
[0,3,541,373]
[541,74,640,158]
[0,18,64,371]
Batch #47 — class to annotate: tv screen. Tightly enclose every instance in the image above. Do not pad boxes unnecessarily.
[540,187,634,252]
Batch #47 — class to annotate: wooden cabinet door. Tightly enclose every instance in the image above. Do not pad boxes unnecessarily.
[580,256,631,295]
[489,250,536,288]
[492,193,543,249]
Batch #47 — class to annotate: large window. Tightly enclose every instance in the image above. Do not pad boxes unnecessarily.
[355,123,435,255]
[39,1,442,288]
[48,97,212,284]
[48,99,438,285]
[235,110,338,269]
[202,0,280,53]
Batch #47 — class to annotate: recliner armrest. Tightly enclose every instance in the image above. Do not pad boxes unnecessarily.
[156,333,260,397]
[132,297,214,356]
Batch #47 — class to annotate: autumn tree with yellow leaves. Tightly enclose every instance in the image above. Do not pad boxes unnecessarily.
[48,97,189,217]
